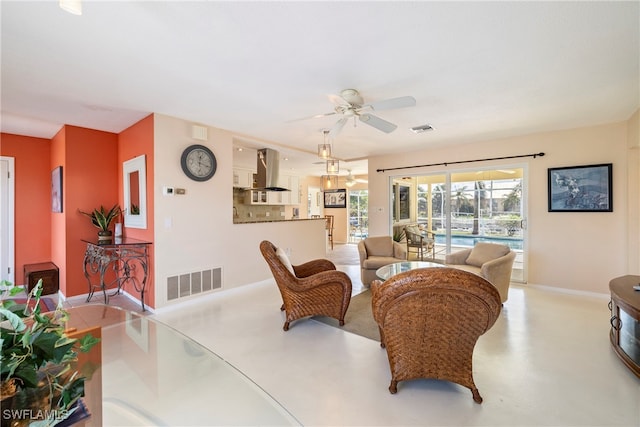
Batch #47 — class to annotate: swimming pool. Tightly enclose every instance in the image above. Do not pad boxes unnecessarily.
[434,234,523,250]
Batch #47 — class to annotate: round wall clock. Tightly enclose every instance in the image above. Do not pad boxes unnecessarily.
[180,144,217,181]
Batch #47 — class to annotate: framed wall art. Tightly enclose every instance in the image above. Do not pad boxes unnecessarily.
[548,163,612,212]
[324,189,347,208]
[51,166,63,213]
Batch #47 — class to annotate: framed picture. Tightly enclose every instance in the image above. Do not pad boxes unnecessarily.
[324,189,347,208]
[548,163,612,212]
[51,166,63,213]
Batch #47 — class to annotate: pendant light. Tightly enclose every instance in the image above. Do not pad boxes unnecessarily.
[317,130,332,159]
[326,159,340,174]
[321,175,338,191]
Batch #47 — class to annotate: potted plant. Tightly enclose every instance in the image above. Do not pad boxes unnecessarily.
[79,204,121,242]
[0,280,100,426]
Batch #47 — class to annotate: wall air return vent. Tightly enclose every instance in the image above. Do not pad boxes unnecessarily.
[191,125,208,141]
[167,267,222,301]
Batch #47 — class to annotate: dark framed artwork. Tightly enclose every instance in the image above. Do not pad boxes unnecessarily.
[324,189,347,208]
[51,166,63,213]
[548,163,612,212]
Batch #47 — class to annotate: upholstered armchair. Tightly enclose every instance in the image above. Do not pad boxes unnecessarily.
[371,267,502,403]
[445,242,516,303]
[357,236,407,286]
[259,240,352,331]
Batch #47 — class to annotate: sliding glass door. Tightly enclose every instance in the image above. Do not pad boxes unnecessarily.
[390,167,526,283]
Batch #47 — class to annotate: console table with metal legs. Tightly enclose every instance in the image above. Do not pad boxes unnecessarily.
[82,237,152,311]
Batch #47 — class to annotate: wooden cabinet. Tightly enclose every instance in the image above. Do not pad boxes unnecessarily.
[609,275,640,378]
[24,262,59,295]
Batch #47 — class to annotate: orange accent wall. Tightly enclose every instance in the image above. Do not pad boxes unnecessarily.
[3,118,155,307]
[0,133,52,282]
[118,114,155,308]
[58,126,119,297]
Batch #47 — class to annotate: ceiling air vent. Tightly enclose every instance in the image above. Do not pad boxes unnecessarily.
[410,124,434,134]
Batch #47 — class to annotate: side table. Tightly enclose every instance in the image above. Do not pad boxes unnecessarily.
[82,237,152,311]
[609,275,640,378]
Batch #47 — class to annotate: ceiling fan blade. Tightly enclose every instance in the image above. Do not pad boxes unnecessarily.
[359,113,397,133]
[286,111,337,122]
[329,117,349,138]
[365,96,416,111]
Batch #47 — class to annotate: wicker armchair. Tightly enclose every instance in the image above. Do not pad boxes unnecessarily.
[260,240,352,331]
[371,267,501,403]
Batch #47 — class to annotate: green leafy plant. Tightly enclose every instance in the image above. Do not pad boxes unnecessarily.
[393,229,405,242]
[0,280,100,425]
[79,204,121,232]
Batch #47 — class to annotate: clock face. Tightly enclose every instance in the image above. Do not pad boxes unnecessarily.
[181,145,217,181]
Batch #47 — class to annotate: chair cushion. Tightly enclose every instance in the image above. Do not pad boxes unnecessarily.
[465,242,510,267]
[364,237,394,257]
[276,247,295,274]
[363,256,403,270]
[405,226,419,235]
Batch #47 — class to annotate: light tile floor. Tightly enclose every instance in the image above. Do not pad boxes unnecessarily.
[63,244,640,426]
[151,274,640,426]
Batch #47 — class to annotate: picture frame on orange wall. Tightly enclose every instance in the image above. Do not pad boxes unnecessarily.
[51,166,63,213]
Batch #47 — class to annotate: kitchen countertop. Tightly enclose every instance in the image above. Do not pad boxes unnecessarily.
[233,218,326,224]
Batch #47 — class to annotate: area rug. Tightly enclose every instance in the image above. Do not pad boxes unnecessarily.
[313,290,380,341]
[4,297,57,313]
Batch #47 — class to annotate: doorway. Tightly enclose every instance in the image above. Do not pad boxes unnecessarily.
[390,166,527,283]
[1,157,15,283]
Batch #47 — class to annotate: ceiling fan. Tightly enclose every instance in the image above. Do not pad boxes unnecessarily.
[345,169,368,187]
[304,89,416,138]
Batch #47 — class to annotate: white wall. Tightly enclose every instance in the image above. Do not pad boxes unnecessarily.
[627,110,640,273]
[152,114,326,308]
[368,118,638,294]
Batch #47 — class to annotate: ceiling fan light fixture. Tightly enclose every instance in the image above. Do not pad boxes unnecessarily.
[410,124,434,134]
[326,159,339,174]
[59,0,82,15]
[321,175,338,191]
[345,178,356,188]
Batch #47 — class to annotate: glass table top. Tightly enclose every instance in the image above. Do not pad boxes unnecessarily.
[376,261,444,281]
[66,305,300,426]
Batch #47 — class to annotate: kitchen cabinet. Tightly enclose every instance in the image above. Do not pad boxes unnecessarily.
[245,190,269,205]
[242,174,301,206]
[268,175,300,205]
[233,168,254,189]
[288,175,300,205]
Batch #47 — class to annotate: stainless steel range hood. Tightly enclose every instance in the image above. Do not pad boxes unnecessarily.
[255,148,289,191]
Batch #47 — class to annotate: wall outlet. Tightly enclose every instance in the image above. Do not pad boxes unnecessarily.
[266,211,270,217]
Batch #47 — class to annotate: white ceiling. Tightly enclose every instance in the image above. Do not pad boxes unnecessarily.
[1,1,638,176]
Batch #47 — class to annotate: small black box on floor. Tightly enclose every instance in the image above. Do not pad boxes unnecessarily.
[24,262,59,295]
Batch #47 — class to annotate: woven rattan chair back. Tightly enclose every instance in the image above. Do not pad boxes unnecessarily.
[371,267,501,403]
[259,240,352,331]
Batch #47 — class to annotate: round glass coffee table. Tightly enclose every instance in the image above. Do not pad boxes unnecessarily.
[376,261,444,281]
